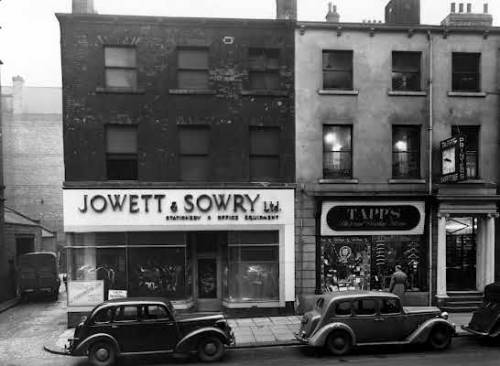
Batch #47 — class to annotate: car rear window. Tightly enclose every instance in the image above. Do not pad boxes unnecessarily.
[380,298,401,314]
[353,299,377,315]
[114,305,138,322]
[335,301,351,316]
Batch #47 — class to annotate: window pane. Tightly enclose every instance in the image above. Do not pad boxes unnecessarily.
[452,53,480,91]
[180,156,209,181]
[323,70,352,90]
[107,157,137,180]
[106,126,137,153]
[380,298,401,314]
[249,72,280,90]
[179,127,209,154]
[105,47,136,67]
[105,69,137,89]
[142,305,170,320]
[392,152,420,178]
[392,126,420,152]
[115,305,138,322]
[323,126,352,151]
[250,157,280,180]
[392,52,420,72]
[335,301,351,316]
[178,70,209,89]
[178,49,208,69]
[229,231,279,245]
[248,48,280,70]
[323,51,352,70]
[250,127,280,155]
[94,308,114,323]
[353,299,377,315]
[392,72,420,91]
[323,152,352,178]
[392,126,420,178]
[452,53,480,73]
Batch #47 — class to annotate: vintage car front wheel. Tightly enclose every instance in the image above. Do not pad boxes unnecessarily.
[88,341,117,366]
[428,325,452,350]
[325,330,352,356]
[197,336,225,362]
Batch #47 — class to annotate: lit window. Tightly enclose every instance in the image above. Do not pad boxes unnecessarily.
[392,126,420,179]
[323,125,352,178]
[104,47,137,90]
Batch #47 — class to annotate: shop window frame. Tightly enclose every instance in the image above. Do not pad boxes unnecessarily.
[392,125,421,179]
[322,50,354,90]
[452,52,481,92]
[323,124,353,179]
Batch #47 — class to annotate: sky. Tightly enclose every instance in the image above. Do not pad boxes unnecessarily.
[0,0,499,87]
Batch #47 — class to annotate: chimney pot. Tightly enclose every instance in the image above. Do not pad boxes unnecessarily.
[276,0,297,20]
[459,3,464,12]
[72,0,95,14]
[451,2,456,13]
[466,3,471,12]
[484,3,489,13]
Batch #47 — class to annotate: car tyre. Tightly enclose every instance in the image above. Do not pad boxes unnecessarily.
[197,336,225,362]
[325,330,352,356]
[428,324,452,350]
[88,341,116,366]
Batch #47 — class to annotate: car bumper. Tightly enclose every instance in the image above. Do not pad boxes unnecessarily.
[461,325,490,337]
[294,332,310,345]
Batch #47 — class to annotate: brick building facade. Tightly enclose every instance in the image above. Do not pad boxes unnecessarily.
[59,0,295,323]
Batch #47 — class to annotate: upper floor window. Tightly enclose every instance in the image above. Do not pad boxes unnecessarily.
[179,126,210,181]
[322,50,353,90]
[392,51,421,91]
[106,125,138,180]
[248,48,280,90]
[323,125,352,179]
[249,126,280,180]
[452,53,480,92]
[392,126,420,179]
[177,48,209,90]
[452,126,479,179]
[104,46,137,90]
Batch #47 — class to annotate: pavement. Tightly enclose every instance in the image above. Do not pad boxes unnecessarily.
[41,311,473,355]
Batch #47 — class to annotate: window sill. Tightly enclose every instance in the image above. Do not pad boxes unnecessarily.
[388,91,427,97]
[388,179,426,184]
[318,89,359,96]
[318,178,359,184]
[96,87,145,94]
[240,90,289,97]
[168,89,216,95]
[447,91,486,98]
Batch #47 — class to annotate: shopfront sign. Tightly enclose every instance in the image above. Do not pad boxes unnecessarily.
[64,189,294,231]
[321,201,425,236]
[440,135,466,183]
[68,280,104,306]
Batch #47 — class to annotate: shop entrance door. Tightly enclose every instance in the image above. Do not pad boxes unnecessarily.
[193,232,222,311]
[446,218,477,291]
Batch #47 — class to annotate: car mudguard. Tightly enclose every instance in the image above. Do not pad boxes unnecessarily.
[406,318,455,344]
[175,327,229,354]
[308,322,356,347]
[72,333,120,356]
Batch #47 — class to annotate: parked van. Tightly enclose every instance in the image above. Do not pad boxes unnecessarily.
[17,252,60,300]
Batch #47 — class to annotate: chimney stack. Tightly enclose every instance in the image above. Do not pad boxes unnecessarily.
[451,2,456,12]
[441,1,492,26]
[12,76,24,115]
[325,3,340,23]
[384,0,420,25]
[72,0,95,14]
[276,0,297,20]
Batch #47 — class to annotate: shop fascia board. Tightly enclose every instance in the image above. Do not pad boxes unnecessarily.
[63,181,297,190]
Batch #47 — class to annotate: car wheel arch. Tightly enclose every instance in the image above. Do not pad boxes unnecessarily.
[310,322,357,347]
[74,334,120,356]
[407,318,454,344]
[175,327,228,354]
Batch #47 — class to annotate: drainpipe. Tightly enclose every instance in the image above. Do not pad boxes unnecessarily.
[427,30,434,305]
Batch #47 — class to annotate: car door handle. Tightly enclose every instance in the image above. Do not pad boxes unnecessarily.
[374,318,385,322]
[111,325,118,328]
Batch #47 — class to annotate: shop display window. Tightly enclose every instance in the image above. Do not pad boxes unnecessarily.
[226,231,279,302]
[321,235,427,293]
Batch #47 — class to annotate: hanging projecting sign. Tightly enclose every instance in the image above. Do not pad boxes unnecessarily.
[321,201,425,236]
[64,188,294,231]
[440,135,466,183]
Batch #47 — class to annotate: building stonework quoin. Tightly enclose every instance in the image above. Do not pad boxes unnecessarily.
[295,4,500,311]
[58,3,295,325]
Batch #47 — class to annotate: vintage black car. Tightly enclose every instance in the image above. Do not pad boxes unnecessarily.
[67,297,233,366]
[462,283,500,338]
[296,291,455,355]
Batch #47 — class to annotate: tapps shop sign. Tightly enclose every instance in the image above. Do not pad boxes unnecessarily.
[64,189,294,231]
[321,202,425,236]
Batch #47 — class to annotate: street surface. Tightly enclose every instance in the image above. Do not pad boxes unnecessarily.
[0,289,500,366]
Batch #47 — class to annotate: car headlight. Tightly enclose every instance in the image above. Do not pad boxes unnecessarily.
[441,311,449,320]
